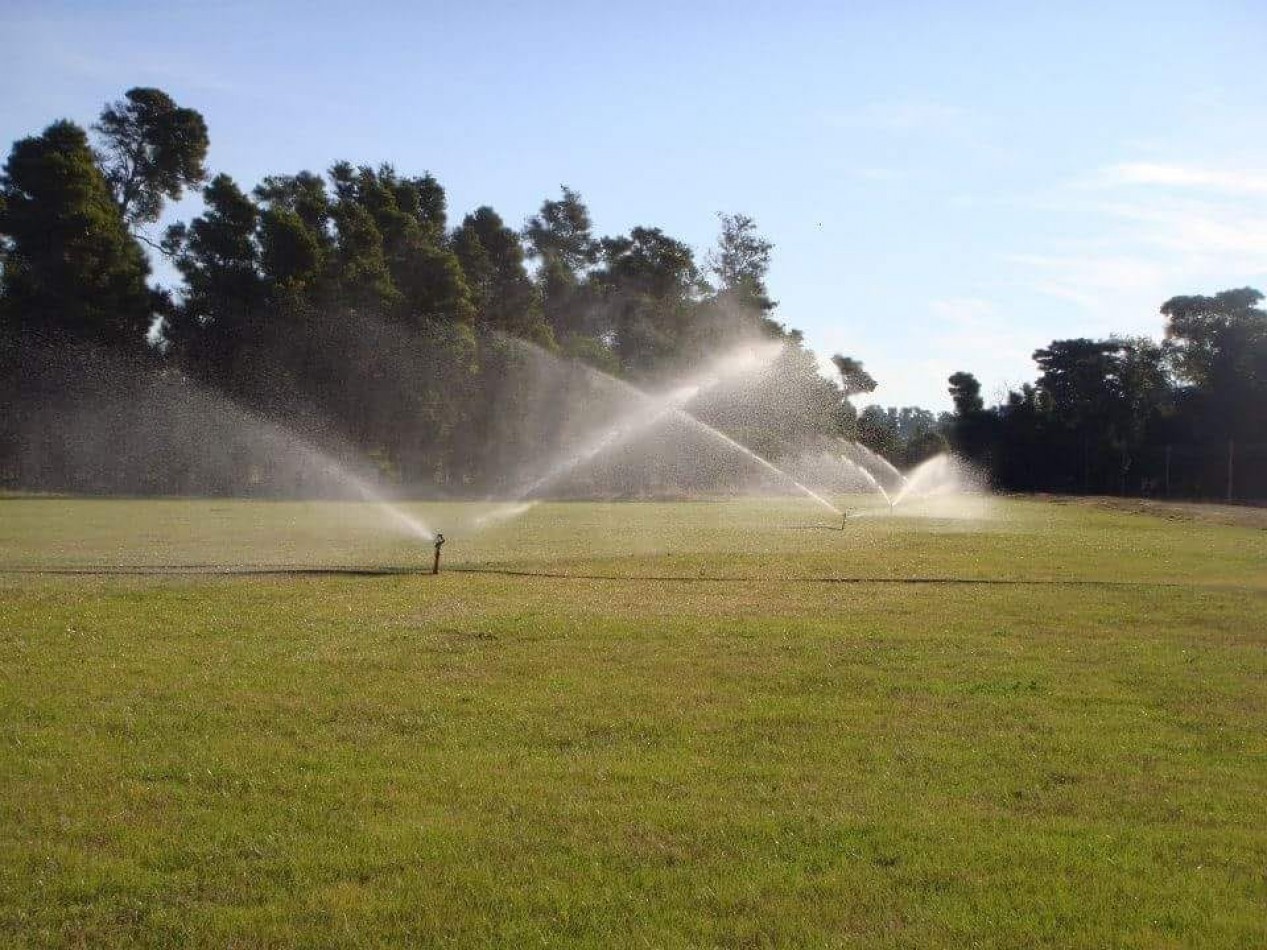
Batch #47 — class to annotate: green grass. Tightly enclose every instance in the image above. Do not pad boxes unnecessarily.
[1,496,1264,947]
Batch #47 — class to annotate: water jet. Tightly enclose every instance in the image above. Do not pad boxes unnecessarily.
[491,337,843,519]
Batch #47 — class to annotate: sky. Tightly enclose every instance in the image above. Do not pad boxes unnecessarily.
[3,0,1266,410]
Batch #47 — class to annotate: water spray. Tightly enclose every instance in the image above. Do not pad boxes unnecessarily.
[432,533,445,575]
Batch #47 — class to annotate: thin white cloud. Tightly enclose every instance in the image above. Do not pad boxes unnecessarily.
[927,297,1036,366]
[827,99,969,134]
[929,297,993,321]
[1010,157,1267,319]
[850,167,905,182]
[1006,254,1167,311]
[8,16,241,95]
[1100,199,1267,259]
[822,297,1040,410]
[1093,162,1267,195]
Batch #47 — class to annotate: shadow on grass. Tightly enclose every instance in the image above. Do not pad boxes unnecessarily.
[0,565,418,577]
[450,568,1202,587]
[0,564,1242,589]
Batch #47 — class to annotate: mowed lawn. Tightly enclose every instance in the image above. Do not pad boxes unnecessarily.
[0,497,1264,947]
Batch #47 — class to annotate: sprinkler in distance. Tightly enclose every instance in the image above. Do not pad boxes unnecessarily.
[432,533,445,574]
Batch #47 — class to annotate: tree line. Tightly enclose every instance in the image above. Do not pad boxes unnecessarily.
[940,289,1267,499]
[1,87,1263,499]
[0,87,852,494]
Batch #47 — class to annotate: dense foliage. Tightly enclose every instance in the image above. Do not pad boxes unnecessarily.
[1,87,1263,498]
[945,292,1267,498]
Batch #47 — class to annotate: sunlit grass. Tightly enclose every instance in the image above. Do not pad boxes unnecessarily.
[1,496,1264,946]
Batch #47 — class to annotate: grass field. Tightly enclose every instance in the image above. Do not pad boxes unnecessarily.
[1,495,1264,947]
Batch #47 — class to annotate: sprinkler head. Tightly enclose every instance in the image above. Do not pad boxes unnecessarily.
[431,533,446,575]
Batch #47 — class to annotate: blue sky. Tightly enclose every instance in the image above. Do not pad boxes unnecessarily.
[4,0,1265,409]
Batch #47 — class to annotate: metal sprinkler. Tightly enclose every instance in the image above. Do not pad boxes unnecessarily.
[432,533,446,575]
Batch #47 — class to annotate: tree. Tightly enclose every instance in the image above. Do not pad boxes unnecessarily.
[706,212,774,316]
[259,207,323,297]
[94,87,209,228]
[162,174,264,383]
[254,172,334,305]
[1161,288,1264,386]
[891,406,937,442]
[524,185,598,273]
[328,192,399,314]
[994,383,1046,490]
[452,206,544,339]
[0,120,154,350]
[255,172,332,239]
[1112,335,1170,444]
[905,429,950,466]
[1161,288,1266,444]
[948,371,984,415]
[831,354,877,398]
[1031,337,1173,493]
[524,186,599,341]
[857,404,901,460]
[1034,339,1124,419]
[593,226,703,375]
[324,162,473,323]
[946,370,995,467]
